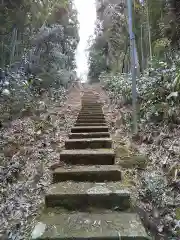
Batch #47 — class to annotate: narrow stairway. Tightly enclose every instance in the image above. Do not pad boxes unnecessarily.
[33,90,149,239]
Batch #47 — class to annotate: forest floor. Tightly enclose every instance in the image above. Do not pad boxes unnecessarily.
[0,84,180,239]
[98,86,180,240]
[0,85,82,239]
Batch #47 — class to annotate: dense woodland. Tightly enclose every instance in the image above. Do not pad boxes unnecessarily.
[0,1,80,238]
[0,0,79,124]
[1,1,180,239]
[88,0,180,126]
[87,2,180,238]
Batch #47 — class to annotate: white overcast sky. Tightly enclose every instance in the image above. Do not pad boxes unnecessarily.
[74,0,96,81]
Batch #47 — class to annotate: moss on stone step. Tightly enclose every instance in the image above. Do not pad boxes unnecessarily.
[31,212,149,239]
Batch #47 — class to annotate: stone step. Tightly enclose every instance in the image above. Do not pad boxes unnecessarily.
[80,107,103,110]
[79,113,103,117]
[71,126,109,133]
[82,98,99,100]
[82,104,102,107]
[78,114,105,118]
[68,132,110,139]
[82,103,101,106]
[82,100,100,102]
[53,165,121,182]
[82,102,99,104]
[81,96,99,99]
[81,99,100,102]
[80,109,103,113]
[82,95,98,97]
[80,110,103,114]
[76,120,106,125]
[32,212,148,239]
[60,149,115,165]
[75,122,107,126]
[76,118,106,123]
[45,182,130,210]
[82,101,100,104]
[78,114,104,118]
[82,96,98,97]
[79,110,103,113]
[65,138,112,149]
[82,94,98,97]
[81,106,102,110]
[81,101,101,103]
[78,115,104,119]
[82,97,99,98]
[81,109,102,112]
[81,103,102,106]
[81,101,101,104]
[83,106,100,108]
[78,117,105,121]
[76,116,106,123]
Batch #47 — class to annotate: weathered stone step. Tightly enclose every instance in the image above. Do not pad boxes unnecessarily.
[65,138,112,149]
[82,104,102,107]
[76,116,106,123]
[82,100,99,102]
[82,101,100,104]
[82,95,99,97]
[80,110,103,114]
[82,95,98,97]
[82,92,96,94]
[81,106,102,109]
[78,113,105,118]
[32,212,148,240]
[53,165,121,182]
[82,94,98,96]
[81,101,101,103]
[81,100,100,102]
[81,96,99,99]
[76,118,106,123]
[80,109,103,112]
[81,109,102,112]
[81,108,102,111]
[82,99,99,101]
[78,116,105,121]
[60,149,115,165]
[78,114,104,118]
[79,113,103,117]
[82,96,99,98]
[75,122,107,126]
[76,120,106,125]
[45,182,130,210]
[82,102,101,104]
[82,102,99,104]
[68,132,110,139]
[71,126,109,133]
[82,106,101,109]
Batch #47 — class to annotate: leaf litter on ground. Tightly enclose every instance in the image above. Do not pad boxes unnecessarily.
[0,86,81,239]
[101,85,180,239]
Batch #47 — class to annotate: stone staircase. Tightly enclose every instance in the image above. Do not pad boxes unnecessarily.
[32,90,149,239]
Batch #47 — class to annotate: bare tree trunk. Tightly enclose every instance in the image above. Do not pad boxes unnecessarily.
[140,24,144,73]
[10,28,17,66]
[146,0,152,66]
